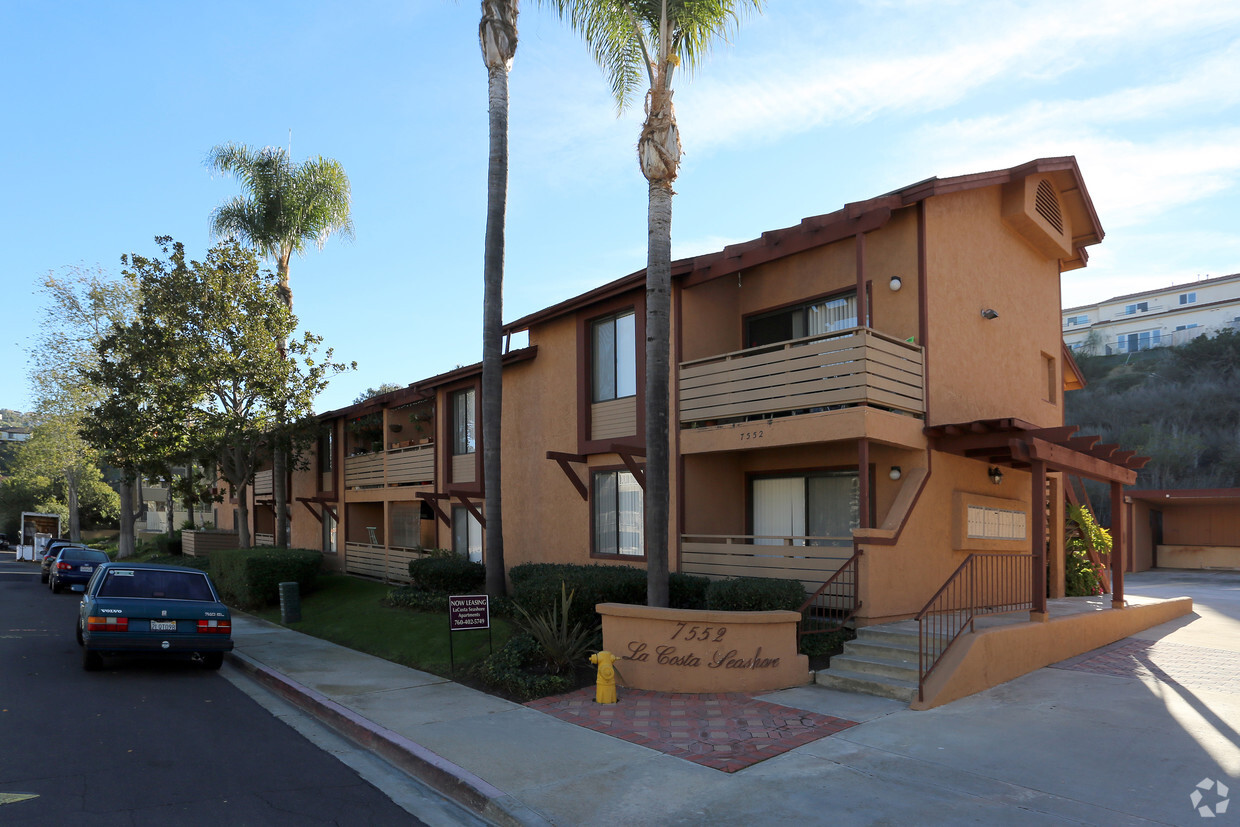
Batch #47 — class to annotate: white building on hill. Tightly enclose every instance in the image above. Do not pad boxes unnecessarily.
[1063,272,1240,354]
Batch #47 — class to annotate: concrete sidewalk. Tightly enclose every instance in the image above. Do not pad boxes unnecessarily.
[228,570,1240,826]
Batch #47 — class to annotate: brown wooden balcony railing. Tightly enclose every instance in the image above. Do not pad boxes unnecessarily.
[915,553,1033,702]
[680,534,854,594]
[253,469,273,497]
[344,442,435,490]
[344,542,429,583]
[678,328,924,424]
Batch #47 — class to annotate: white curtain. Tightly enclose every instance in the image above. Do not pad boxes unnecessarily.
[753,477,806,546]
[594,470,643,556]
[617,471,643,556]
[806,294,857,336]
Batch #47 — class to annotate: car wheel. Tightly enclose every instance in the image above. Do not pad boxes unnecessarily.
[40,572,48,584]
[75,622,83,646]
[82,648,103,672]
[50,576,61,594]
[201,652,224,670]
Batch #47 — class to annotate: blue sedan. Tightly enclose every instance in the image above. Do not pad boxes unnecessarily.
[76,562,234,671]
[49,547,111,593]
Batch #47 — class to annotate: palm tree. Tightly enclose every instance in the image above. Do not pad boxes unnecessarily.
[480,1,520,598]
[541,0,764,606]
[207,142,354,548]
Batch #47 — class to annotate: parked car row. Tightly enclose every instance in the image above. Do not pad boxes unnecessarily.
[31,540,234,671]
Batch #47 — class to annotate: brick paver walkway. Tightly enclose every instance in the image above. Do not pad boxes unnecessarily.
[526,687,858,772]
[1051,639,1240,695]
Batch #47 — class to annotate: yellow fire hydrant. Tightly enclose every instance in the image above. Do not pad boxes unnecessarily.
[590,651,618,704]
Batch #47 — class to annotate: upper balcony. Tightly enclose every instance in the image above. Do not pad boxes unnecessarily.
[679,327,925,427]
[344,442,436,490]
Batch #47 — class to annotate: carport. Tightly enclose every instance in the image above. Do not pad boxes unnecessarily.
[1126,488,1240,571]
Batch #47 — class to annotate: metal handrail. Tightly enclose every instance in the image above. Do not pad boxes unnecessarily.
[798,551,862,638]
[914,553,1033,701]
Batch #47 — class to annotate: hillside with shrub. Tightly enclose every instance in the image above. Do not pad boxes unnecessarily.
[1066,329,1240,520]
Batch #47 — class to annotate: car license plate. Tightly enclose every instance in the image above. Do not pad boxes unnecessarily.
[150,620,177,632]
[80,565,93,572]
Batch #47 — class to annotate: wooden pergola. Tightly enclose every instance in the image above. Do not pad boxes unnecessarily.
[926,418,1149,614]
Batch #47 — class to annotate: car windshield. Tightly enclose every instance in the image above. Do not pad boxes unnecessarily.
[60,549,109,562]
[97,569,215,601]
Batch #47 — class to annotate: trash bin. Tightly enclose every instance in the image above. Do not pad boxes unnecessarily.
[279,581,301,624]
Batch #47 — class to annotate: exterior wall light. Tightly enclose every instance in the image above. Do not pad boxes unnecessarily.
[981,308,999,320]
[889,276,903,291]
[889,466,902,481]
[988,466,1004,485]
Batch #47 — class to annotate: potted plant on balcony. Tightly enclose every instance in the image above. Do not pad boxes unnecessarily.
[409,409,434,444]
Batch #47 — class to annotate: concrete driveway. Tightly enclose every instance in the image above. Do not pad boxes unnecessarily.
[726,569,1240,826]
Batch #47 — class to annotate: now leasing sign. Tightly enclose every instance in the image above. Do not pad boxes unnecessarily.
[448,594,490,631]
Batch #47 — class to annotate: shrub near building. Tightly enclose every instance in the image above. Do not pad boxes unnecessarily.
[210,547,322,610]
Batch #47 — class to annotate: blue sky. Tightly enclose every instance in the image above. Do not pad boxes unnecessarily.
[3,0,1238,415]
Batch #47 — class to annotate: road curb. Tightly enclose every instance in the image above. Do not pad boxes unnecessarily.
[226,650,550,827]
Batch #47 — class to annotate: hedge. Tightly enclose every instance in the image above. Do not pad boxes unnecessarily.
[408,554,485,594]
[705,576,806,612]
[508,563,709,629]
[210,547,322,610]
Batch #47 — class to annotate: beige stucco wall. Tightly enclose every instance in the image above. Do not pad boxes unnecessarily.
[923,187,1064,427]
[1157,546,1240,570]
[598,603,810,693]
[677,206,920,362]
[913,596,1193,709]
[858,450,1036,623]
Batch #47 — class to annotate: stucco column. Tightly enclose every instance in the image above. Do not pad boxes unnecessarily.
[1030,460,1047,619]
[1111,481,1125,608]
[858,438,871,529]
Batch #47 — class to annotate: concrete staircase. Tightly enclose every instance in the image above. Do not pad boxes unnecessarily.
[814,621,927,703]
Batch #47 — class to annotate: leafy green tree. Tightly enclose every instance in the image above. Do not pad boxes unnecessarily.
[480,0,519,597]
[85,238,351,552]
[2,429,119,541]
[542,0,765,606]
[83,240,201,557]
[14,414,106,542]
[28,265,137,416]
[207,142,354,548]
[352,383,404,405]
[24,265,137,540]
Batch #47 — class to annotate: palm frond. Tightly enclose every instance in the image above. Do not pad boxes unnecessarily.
[539,0,764,111]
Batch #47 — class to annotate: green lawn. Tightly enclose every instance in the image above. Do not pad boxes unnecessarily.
[251,573,513,678]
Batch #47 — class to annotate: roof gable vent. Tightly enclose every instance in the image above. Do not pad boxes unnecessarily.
[1034,179,1064,235]
[1001,174,1072,262]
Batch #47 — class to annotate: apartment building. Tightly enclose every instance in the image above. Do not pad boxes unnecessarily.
[221,157,1146,626]
[1062,272,1240,354]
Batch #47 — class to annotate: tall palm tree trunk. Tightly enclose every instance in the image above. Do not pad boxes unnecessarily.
[641,78,680,609]
[273,262,291,548]
[480,0,516,597]
[644,180,673,608]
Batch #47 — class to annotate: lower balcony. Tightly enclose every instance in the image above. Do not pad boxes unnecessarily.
[680,534,855,593]
[679,328,924,425]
